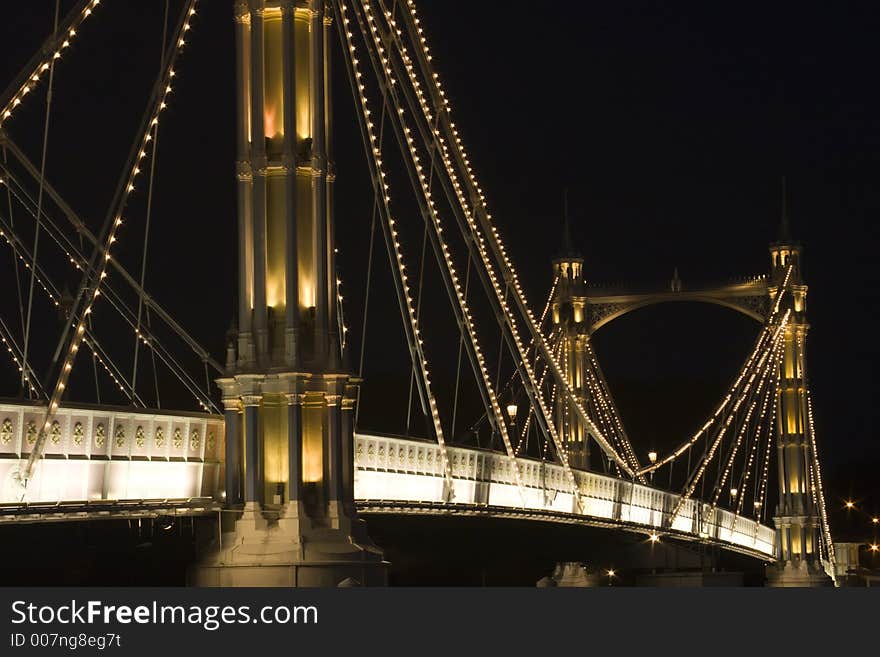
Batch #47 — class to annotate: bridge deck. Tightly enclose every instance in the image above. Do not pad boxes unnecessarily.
[0,402,776,560]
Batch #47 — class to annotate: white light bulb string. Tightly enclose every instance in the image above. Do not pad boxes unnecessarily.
[0,216,151,404]
[23,0,200,483]
[0,0,103,127]
[335,0,458,495]
[379,0,636,483]
[358,0,617,511]
[637,265,794,476]
[0,154,223,378]
[354,0,587,504]
[668,310,790,524]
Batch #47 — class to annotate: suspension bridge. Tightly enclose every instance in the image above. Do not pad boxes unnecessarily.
[0,0,834,586]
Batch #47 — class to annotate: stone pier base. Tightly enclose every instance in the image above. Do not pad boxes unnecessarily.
[189,504,387,587]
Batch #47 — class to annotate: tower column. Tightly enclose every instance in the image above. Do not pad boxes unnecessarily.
[765,229,831,587]
[340,396,355,515]
[310,0,329,364]
[323,392,345,524]
[281,1,299,366]
[324,9,340,368]
[285,392,304,506]
[242,394,262,505]
[190,0,385,588]
[235,5,254,364]
[223,399,242,507]
[249,2,268,359]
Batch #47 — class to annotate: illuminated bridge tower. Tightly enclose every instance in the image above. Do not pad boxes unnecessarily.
[192,0,385,587]
[550,200,590,470]
[765,193,832,587]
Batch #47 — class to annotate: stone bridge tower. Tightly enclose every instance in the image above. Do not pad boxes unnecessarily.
[765,187,832,587]
[550,195,591,470]
[191,0,385,587]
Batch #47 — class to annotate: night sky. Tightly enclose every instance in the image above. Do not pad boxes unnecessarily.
[0,1,878,540]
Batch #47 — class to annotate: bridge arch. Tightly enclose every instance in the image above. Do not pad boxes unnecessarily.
[589,294,765,334]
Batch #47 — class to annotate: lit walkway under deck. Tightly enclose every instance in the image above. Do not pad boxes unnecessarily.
[0,402,775,560]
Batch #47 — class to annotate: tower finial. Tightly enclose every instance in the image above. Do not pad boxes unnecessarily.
[561,188,576,256]
[777,175,792,243]
[562,188,572,253]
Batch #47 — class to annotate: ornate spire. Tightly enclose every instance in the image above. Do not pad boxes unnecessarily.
[559,188,580,258]
[670,267,682,292]
[777,175,792,244]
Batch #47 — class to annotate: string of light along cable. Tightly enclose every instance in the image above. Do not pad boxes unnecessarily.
[0,151,213,410]
[512,326,561,456]
[799,336,835,572]
[731,336,782,521]
[636,264,794,476]
[708,328,784,517]
[580,340,639,471]
[0,320,43,398]
[351,0,578,503]
[0,225,147,403]
[582,337,641,470]
[346,0,573,502]
[359,2,629,508]
[389,0,638,474]
[668,310,791,523]
[335,1,460,497]
[23,0,199,484]
[755,362,780,523]
[0,149,223,375]
[352,0,535,503]
[672,312,789,525]
[514,332,561,455]
[0,0,104,127]
[381,0,637,481]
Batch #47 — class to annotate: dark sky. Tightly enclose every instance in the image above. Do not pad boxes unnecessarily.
[1,1,877,533]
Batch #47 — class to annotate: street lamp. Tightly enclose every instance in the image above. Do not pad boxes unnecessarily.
[648,451,657,484]
[605,569,616,586]
[506,402,518,425]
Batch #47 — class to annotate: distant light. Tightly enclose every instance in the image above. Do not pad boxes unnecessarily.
[845,501,855,509]
[647,451,657,464]
[872,517,879,524]
[870,544,879,553]
[606,569,616,578]
[649,533,660,544]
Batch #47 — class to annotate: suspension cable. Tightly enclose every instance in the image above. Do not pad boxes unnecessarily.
[132,0,170,404]
[1,147,27,367]
[0,176,212,410]
[0,135,223,374]
[334,0,457,496]
[21,0,61,394]
[389,0,634,480]
[23,0,201,487]
[0,0,101,128]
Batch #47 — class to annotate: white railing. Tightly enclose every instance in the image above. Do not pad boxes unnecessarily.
[0,405,776,558]
[0,401,224,503]
[354,433,776,557]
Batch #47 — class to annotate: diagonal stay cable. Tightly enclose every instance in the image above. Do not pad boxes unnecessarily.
[22,0,61,394]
